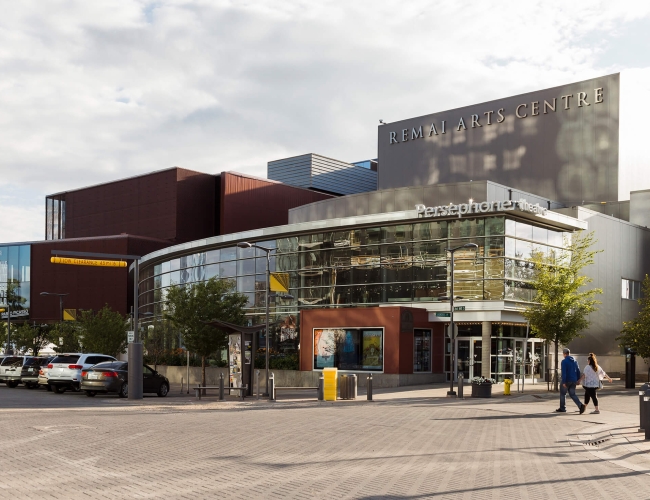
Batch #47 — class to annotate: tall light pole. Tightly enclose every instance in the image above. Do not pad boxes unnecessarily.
[40,292,69,324]
[446,243,479,397]
[237,241,276,396]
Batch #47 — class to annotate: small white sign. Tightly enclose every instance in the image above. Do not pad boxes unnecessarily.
[59,337,64,345]
[127,331,135,343]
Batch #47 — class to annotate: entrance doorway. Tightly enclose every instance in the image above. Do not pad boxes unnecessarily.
[457,338,482,380]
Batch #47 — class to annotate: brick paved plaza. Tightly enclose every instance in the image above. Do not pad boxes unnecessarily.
[1,383,649,499]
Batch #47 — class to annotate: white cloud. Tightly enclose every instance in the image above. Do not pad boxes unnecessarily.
[0,0,649,242]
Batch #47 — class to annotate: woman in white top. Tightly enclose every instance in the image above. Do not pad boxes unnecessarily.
[578,353,612,414]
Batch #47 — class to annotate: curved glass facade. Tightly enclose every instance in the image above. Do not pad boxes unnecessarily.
[138,215,569,324]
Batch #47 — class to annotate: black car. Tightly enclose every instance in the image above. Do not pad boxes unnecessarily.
[80,361,170,398]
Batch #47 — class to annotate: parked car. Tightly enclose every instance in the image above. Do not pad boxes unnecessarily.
[0,356,25,387]
[81,361,169,398]
[21,357,53,389]
[38,363,51,390]
[48,353,117,393]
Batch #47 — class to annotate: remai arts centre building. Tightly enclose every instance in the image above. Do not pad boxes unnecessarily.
[6,71,650,386]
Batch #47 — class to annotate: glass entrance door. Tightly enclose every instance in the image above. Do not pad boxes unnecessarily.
[456,338,483,381]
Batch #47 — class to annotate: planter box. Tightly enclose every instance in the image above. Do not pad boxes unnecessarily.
[471,382,493,398]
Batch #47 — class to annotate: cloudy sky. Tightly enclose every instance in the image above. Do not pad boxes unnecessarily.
[1,1,650,243]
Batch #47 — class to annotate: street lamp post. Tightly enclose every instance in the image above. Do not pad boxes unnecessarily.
[446,243,479,397]
[238,242,284,397]
[40,291,69,324]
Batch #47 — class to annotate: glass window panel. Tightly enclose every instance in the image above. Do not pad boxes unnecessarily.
[237,258,255,276]
[154,275,162,289]
[515,240,533,260]
[505,238,516,258]
[221,247,237,261]
[206,249,220,264]
[350,285,383,304]
[364,228,382,245]
[448,218,484,238]
[381,225,413,243]
[169,259,180,271]
[237,245,255,259]
[485,237,504,257]
[515,222,533,240]
[485,216,505,236]
[484,258,504,279]
[532,226,547,244]
[277,237,298,253]
[46,198,53,240]
[154,263,162,276]
[237,275,255,292]
[484,279,504,300]
[205,263,219,280]
[254,240,276,256]
[385,282,412,302]
[547,230,564,248]
[413,221,448,241]
[413,281,448,301]
[7,246,19,281]
[352,266,382,284]
[52,199,59,239]
[161,261,171,274]
[532,244,548,258]
[276,253,298,272]
[60,200,65,239]
[220,261,236,278]
[169,270,180,285]
[19,245,30,282]
[505,219,516,236]
[256,256,276,274]
[161,273,171,288]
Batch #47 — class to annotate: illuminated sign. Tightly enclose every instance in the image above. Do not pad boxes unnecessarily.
[50,257,127,268]
[415,199,548,218]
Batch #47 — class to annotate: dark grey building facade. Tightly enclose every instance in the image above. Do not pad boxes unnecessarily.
[377,74,620,205]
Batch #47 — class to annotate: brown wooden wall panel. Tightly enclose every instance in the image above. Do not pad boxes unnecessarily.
[30,235,169,323]
[219,172,333,235]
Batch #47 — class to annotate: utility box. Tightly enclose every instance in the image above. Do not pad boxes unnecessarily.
[323,368,338,401]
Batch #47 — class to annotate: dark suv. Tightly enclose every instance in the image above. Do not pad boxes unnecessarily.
[20,357,53,389]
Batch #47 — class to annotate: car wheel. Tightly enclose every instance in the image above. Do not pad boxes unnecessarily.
[45,384,52,392]
[53,385,66,394]
[85,391,97,397]
[6,381,18,388]
[157,383,169,397]
[118,382,128,398]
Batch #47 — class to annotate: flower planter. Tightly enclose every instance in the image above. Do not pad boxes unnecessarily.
[471,382,493,398]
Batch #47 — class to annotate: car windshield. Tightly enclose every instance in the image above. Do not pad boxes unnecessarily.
[23,358,46,367]
[1,357,23,366]
[51,355,81,364]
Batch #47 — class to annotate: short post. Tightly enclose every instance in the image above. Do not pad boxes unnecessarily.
[255,370,260,400]
[640,383,650,432]
[644,394,650,440]
[269,372,275,401]
[181,376,184,394]
[197,383,202,401]
[367,374,373,401]
[457,373,464,399]
[219,373,224,401]
[240,385,245,402]
[318,374,324,401]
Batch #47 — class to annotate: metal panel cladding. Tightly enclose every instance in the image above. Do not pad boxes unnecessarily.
[377,74,620,205]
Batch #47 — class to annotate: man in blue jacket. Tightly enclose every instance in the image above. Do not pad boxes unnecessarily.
[557,348,586,413]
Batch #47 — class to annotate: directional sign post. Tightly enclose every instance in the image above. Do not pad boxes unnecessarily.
[453,306,466,311]
[127,331,135,343]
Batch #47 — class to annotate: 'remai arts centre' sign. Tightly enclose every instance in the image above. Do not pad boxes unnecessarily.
[415,199,548,218]
[377,73,620,205]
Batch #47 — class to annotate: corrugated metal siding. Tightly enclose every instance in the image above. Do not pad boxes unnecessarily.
[268,154,377,195]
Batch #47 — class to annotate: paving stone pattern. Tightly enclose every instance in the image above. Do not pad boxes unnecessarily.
[0,386,649,499]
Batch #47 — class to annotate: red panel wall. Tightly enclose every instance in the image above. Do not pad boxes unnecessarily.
[299,307,440,375]
[62,168,215,244]
[30,235,169,322]
[220,172,333,235]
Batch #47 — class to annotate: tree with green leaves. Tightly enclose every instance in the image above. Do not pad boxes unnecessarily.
[521,231,602,391]
[78,305,128,358]
[144,317,178,370]
[617,275,650,367]
[52,321,82,353]
[13,322,51,356]
[165,278,248,387]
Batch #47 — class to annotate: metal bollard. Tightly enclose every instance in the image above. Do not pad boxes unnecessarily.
[255,370,260,400]
[219,373,224,401]
[269,372,275,401]
[181,376,184,394]
[644,394,650,440]
[367,374,373,401]
[639,383,650,432]
[197,383,202,401]
[458,373,464,399]
[318,374,324,401]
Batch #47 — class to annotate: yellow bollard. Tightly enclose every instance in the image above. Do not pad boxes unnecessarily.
[503,378,513,396]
